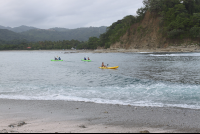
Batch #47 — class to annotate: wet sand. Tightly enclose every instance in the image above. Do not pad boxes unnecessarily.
[0,99,200,133]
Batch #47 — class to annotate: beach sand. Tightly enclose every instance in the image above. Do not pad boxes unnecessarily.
[0,99,200,133]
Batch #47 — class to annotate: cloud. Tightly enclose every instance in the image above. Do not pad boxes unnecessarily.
[0,0,144,29]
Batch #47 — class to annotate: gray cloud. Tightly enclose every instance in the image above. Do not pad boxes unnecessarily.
[0,0,144,29]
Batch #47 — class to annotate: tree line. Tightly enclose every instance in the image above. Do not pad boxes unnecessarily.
[0,37,100,50]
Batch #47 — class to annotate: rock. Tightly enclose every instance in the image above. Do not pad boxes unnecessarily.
[0,129,8,133]
[8,121,26,128]
[140,130,150,133]
[17,121,26,127]
[79,125,86,128]
[8,124,15,128]
[10,130,18,133]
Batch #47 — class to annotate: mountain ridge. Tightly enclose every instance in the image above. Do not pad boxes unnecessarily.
[0,25,107,42]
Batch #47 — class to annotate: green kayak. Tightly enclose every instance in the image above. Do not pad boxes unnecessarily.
[81,59,91,62]
[51,60,63,61]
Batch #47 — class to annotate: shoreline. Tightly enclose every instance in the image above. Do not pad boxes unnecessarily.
[1,45,200,53]
[1,99,200,133]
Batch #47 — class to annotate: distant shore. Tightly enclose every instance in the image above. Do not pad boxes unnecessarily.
[1,45,200,53]
[66,45,200,53]
[94,45,200,53]
[1,99,200,133]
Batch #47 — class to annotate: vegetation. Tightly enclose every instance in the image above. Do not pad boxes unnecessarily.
[98,15,146,48]
[0,39,87,50]
[20,26,107,42]
[143,0,200,39]
[97,0,200,48]
[0,26,107,42]
[0,37,100,50]
[0,26,107,50]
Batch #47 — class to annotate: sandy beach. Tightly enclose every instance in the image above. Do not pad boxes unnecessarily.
[0,99,200,133]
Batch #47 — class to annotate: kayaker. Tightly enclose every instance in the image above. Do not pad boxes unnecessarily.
[58,57,61,60]
[88,57,90,60]
[84,57,87,60]
[101,62,107,67]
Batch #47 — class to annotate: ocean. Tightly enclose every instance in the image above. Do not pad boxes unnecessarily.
[0,51,200,109]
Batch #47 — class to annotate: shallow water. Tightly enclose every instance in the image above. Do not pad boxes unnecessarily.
[1,51,200,109]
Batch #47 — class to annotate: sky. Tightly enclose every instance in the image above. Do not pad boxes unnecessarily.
[0,0,144,29]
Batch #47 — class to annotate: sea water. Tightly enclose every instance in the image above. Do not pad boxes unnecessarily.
[0,51,200,109]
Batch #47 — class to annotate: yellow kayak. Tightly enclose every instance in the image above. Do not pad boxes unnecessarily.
[99,66,119,69]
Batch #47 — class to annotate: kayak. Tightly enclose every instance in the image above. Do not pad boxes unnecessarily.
[51,60,63,61]
[81,59,91,62]
[99,66,119,69]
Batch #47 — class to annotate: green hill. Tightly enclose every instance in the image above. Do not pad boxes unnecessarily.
[0,29,26,41]
[0,25,37,33]
[98,0,200,49]
[0,26,107,42]
[20,26,107,42]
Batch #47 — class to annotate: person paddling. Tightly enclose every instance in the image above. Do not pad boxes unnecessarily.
[88,57,90,60]
[101,62,107,67]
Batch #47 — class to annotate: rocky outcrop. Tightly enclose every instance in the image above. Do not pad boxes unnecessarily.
[110,11,200,50]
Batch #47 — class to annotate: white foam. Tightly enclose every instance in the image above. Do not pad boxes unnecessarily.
[149,53,200,57]
[1,83,200,110]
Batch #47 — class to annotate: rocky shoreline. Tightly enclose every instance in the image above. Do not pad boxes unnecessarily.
[1,45,200,53]
[96,45,200,53]
[62,45,200,54]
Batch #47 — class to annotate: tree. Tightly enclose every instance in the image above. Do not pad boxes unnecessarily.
[88,37,99,49]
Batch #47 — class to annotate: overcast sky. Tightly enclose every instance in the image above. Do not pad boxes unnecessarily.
[0,0,144,29]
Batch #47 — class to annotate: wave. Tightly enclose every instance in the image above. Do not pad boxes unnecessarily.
[149,52,200,57]
[1,80,200,109]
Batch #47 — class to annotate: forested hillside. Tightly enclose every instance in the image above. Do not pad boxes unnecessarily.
[20,26,107,42]
[147,0,200,39]
[0,29,36,42]
[0,26,106,43]
[98,0,200,49]
[0,26,107,50]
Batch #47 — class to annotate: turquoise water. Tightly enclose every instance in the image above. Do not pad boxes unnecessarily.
[1,51,200,109]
